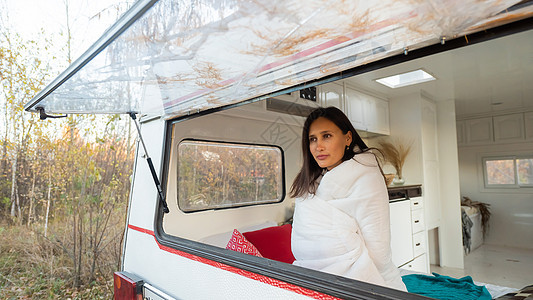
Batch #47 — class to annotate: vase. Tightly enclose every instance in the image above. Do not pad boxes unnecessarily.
[392,175,405,185]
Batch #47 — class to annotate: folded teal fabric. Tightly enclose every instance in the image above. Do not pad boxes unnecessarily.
[402,272,492,300]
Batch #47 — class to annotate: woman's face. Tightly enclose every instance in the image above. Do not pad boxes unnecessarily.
[308,117,352,170]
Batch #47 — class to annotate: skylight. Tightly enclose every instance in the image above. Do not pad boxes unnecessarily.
[375,69,435,88]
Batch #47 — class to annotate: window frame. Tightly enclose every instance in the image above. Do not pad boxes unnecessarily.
[482,155,533,189]
[482,156,518,188]
[176,138,286,213]
[154,112,418,300]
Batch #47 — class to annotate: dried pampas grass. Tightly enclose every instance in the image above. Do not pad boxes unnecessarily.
[377,139,412,178]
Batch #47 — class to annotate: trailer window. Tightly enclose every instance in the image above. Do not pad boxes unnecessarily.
[177,140,284,212]
[483,156,533,188]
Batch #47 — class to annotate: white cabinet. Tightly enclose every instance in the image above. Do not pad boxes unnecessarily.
[465,117,493,144]
[389,200,413,267]
[319,83,344,111]
[406,196,429,273]
[389,197,429,273]
[526,112,533,141]
[318,82,389,135]
[401,254,427,273]
[460,111,533,146]
[389,196,429,273]
[411,209,425,233]
[493,113,524,142]
[344,85,390,135]
[345,87,366,130]
[412,231,427,258]
[366,97,390,135]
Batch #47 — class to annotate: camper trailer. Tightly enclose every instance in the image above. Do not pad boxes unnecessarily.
[25,0,533,299]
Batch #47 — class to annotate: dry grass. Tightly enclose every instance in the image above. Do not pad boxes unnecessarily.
[377,139,413,179]
[0,223,116,299]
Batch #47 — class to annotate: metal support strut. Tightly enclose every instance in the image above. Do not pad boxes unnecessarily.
[129,112,170,214]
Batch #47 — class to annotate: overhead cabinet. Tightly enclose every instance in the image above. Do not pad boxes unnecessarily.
[493,113,524,142]
[345,87,365,130]
[458,112,531,146]
[368,97,390,135]
[319,83,390,135]
[319,83,344,111]
[465,117,493,145]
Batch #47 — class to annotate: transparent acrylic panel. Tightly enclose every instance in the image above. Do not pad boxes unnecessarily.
[517,158,533,186]
[178,140,283,212]
[27,0,532,119]
[485,159,515,185]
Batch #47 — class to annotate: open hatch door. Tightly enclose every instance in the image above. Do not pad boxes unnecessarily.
[24,0,533,120]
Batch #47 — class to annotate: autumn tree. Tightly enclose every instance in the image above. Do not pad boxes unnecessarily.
[1,0,136,294]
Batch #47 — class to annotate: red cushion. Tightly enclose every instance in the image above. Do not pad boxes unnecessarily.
[226,229,263,257]
[242,224,295,264]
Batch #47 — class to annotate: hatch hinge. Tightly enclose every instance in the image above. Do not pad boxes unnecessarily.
[37,107,67,120]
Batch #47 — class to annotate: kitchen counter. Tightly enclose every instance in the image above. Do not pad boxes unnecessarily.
[387,184,422,201]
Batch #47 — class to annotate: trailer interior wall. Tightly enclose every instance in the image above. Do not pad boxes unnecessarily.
[458,140,533,250]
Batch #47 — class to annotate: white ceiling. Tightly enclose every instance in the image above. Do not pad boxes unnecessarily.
[345,28,533,119]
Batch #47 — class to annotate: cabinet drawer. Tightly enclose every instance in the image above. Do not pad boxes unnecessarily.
[411,209,425,234]
[410,197,423,210]
[401,253,428,273]
[413,231,426,257]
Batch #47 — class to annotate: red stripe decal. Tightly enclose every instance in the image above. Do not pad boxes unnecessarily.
[128,224,154,236]
[128,224,339,300]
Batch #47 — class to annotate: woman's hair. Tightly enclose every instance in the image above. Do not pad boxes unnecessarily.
[290,106,371,198]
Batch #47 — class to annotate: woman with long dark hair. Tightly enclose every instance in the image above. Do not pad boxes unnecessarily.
[290,106,406,291]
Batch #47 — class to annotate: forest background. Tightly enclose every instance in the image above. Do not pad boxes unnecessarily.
[0,0,137,298]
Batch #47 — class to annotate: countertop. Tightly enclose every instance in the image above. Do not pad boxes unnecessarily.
[387,184,422,201]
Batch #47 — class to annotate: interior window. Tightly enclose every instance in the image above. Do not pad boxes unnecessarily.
[483,156,533,188]
[177,140,284,212]
[484,158,515,186]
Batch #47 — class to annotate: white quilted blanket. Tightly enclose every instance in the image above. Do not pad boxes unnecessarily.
[291,154,407,291]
